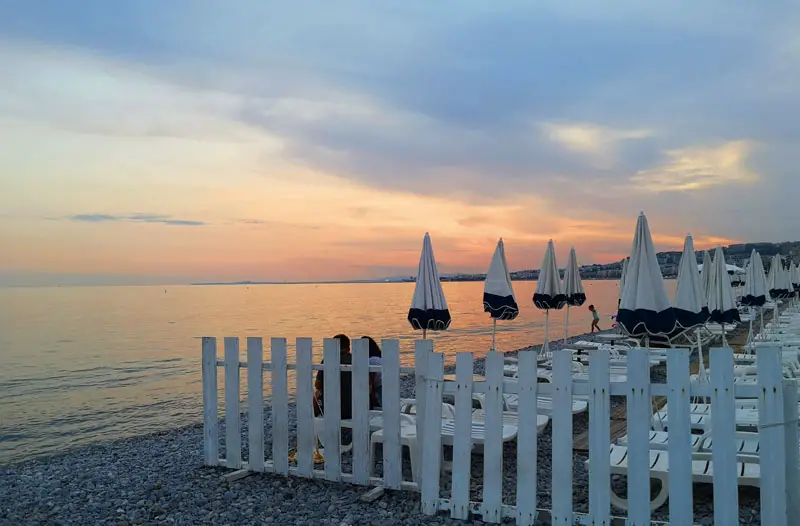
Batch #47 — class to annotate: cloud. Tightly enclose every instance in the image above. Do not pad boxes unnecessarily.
[629,140,759,192]
[3,2,800,284]
[67,213,207,226]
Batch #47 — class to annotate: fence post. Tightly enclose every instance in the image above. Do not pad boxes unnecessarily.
[516,351,539,526]
[757,345,788,525]
[421,351,444,516]
[551,350,573,525]
[588,348,611,524]
[783,380,800,521]
[202,337,219,466]
[666,348,693,525]
[271,337,289,475]
[625,347,652,526]
[451,352,474,520]
[414,338,433,486]
[323,337,342,481]
[482,351,504,523]
[224,337,242,469]
[351,337,371,485]
[295,338,315,477]
[247,337,265,472]
[381,339,402,489]
[709,347,738,526]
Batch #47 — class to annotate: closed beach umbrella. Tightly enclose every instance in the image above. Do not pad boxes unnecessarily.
[534,239,566,354]
[483,238,519,351]
[673,234,709,329]
[707,246,741,346]
[700,250,713,299]
[408,232,451,338]
[792,263,800,293]
[767,254,791,299]
[674,234,710,379]
[741,249,768,347]
[617,212,677,342]
[561,247,586,342]
[618,257,629,305]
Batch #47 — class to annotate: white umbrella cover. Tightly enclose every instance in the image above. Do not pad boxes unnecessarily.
[768,254,791,299]
[707,246,741,327]
[673,234,709,329]
[533,239,566,310]
[562,247,586,342]
[741,250,768,307]
[617,212,677,337]
[563,247,586,307]
[618,257,628,306]
[700,250,713,299]
[483,239,519,320]
[408,233,451,334]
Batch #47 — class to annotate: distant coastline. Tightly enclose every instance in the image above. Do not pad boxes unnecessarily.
[189,276,662,286]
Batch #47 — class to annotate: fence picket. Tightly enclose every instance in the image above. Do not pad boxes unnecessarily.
[415,339,433,485]
[709,347,738,525]
[381,339,402,489]
[247,337,265,472]
[588,348,611,524]
[516,351,539,526]
[451,352,474,520]
[323,338,342,481]
[757,346,787,525]
[271,338,289,475]
[351,338,371,485]
[421,351,444,516]
[202,337,219,466]
[666,348,693,525]
[550,350,573,525]
[295,338,315,477]
[625,348,651,525]
[224,337,242,469]
[482,352,504,523]
[782,381,800,521]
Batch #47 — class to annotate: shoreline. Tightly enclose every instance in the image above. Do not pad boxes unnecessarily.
[1,326,760,526]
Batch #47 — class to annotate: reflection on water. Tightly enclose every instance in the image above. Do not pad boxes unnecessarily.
[0,280,675,463]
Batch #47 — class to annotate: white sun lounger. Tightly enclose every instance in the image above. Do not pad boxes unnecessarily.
[616,430,703,452]
[471,408,550,435]
[593,444,761,511]
[473,392,589,415]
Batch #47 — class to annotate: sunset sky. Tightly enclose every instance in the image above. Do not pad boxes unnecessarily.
[2,2,799,285]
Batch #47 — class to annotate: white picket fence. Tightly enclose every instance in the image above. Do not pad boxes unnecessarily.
[201,337,800,525]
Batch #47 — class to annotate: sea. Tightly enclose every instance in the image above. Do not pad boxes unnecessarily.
[0,280,677,464]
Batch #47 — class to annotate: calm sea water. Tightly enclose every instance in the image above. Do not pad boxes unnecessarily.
[0,280,676,464]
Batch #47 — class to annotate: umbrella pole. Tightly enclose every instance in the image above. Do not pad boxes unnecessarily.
[747,307,754,352]
[721,323,727,347]
[564,306,570,343]
[543,310,550,355]
[491,319,496,352]
[695,328,708,404]
[423,328,427,339]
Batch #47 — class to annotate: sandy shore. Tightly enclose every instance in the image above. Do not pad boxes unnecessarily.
[0,327,761,525]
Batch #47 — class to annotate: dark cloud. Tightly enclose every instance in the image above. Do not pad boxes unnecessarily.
[67,213,207,226]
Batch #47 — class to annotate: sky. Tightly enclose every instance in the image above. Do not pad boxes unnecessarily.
[1,1,799,286]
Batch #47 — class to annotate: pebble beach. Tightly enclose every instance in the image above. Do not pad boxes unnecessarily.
[1,328,761,526]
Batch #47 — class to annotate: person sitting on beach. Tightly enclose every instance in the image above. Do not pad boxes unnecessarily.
[313,334,353,420]
[362,336,383,409]
[589,305,600,333]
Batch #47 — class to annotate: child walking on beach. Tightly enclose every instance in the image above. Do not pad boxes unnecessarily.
[589,305,600,333]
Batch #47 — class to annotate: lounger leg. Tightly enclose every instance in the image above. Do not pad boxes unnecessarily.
[609,475,670,512]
